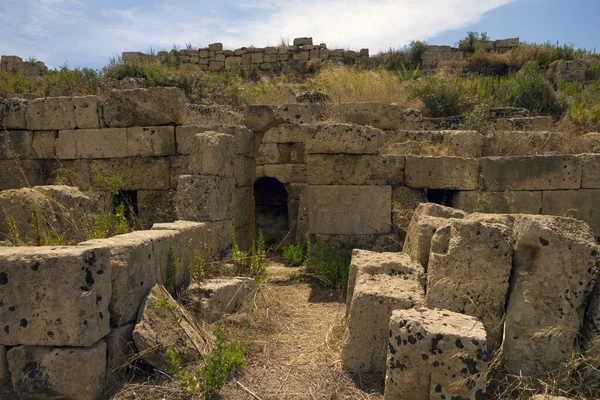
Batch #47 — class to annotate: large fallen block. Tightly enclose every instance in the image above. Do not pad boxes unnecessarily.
[426,219,513,353]
[503,215,599,376]
[385,308,488,400]
[185,277,255,322]
[7,340,106,400]
[403,203,466,270]
[0,246,110,347]
[341,250,424,375]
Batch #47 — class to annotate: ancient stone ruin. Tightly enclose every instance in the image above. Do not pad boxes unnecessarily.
[1,61,600,398]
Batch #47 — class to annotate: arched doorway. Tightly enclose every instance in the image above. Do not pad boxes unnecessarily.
[254,177,289,246]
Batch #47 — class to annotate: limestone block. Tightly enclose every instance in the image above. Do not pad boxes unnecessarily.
[442,130,484,157]
[256,142,279,165]
[543,189,600,240]
[304,185,391,235]
[264,54,278,63]
[426,220,513,353]
[303,123,381,155]
[0,187,60,241]
[26,97,76,131]
[137,190,175,228]
[169,155,190,188]
[453,190,543,214]
[175,175,234,222]
[107,323,134,379]
[481,155,581,190]
[176,124,254,156]
[0,345,7,382]
[189,132,234,177]
[1,98,28,129]
[208,43,223,51]
[89,157,170,190]
[327,102,422,130]
[0,130,34,159]
[233,156,255,188]
[72,96,101,129]
[225,56,242,70]
[307,154,404,185]
[503,215,599,376]
[405,156,480,190]
[152,220,209,289]
[7,341,107,400]
[133,284,210,371]
[186,278,255,322]
[127,126,175,156]
[215,54,226,62]
[32,130,56,158]
[0,159,48,190]
[251,53,264,64]
[385,308,487,400]
[209,61,224,71]
[504,116,553,131]
[0,246,110,346]
[263,164,307,183]
[274,104,324,126]
[391,186,427,237]
[293,51,310,61]
[342,250,425,375]
[234,186,254,229]
[403,203,466,270]
[57,128,128,159]
[293,37,313,46]
[80,229,179,326]
[262,124,305,143]
[309,49,320,60]
[580,154,600,188]
[103,87,187,127]
[243,105,275,132]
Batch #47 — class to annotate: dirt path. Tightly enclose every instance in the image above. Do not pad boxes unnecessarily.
[218,262,384,400]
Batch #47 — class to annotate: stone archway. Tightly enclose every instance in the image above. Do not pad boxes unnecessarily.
[254,177,289,246]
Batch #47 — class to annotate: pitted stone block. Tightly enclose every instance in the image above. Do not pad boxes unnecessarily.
[0,246,110,347]
[175,175,234,222]
[342,250,424,375]
[385,308,488,400]
[189,132,234,177]
[127,126,175,156]
[405,156,480,190]
[303,123,381,155]
[307,154,404,185]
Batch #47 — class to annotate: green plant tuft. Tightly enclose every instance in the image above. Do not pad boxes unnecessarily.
[282,243,304,266]
[166,245,179,294]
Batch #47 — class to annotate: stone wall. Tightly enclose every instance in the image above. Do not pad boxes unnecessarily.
[0,56,47,76]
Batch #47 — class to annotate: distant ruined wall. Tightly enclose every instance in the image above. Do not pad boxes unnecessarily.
[0,55,47,76]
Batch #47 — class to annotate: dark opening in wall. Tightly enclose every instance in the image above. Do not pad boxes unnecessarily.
[427,189,455,207]
[254,177,289,246]
[113,190,139,226]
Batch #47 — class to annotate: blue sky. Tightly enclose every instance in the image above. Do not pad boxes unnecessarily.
[0,0,598,69]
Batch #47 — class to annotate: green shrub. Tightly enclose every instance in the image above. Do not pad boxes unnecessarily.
[85,203,131,240]
[411,75,463,117]
[305,238,351,295]
[249,230,267,282]
[166,245,179,294]
[193,250,205,283]
[282,243,304,266]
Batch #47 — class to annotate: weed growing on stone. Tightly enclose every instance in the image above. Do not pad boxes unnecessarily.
[193,250,205,283]
[85,203,130,240]
[282,242,304,266]
[166,325,245,398]
[28,201,65,246]
[305,238,351,296]
[249,230,267,283]
[166,245,179,294]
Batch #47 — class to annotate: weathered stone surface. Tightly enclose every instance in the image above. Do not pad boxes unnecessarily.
[385,308,488,400]
[307,154,404,185]
[274,103,324,126]
[580,154,600,188]
[262,124,304,143]
[1,98,28,129]
[303,185,391,235]
[0,246,110,347]
[127,126,175,156]
[26,97,76,130]
[186,278,255,322]
[453,190,543,214]
[542,190,600,236]
[32,130,56,159]
[176,124,253,157]
[0,159,47,190]
[302,123,382,154]
[442,130,484,157]
[403,203,466,270]
[7,341,107,400]
[0,345,7,382]
[481,155,581,190]
[233,156,255,188]
[0,130,34,159]
[72,96,101,129]
[137,190,175,228]
[426,219,513,353]
[103,88,187,127]
[327,102,422,130]
[80,229,179,326]
[293,37,313,46]
[342,250,424,375]
[391,186,427,238]
[133,284,210,371]
[89,157,170,190]
[262,164,307,183]
[234,186,254,230]
[225,56,242,70]
[56,128,128,159]
[243,105,275,132]
[176,175,234,222]
[151,221,207,289]
[503,215,599,376]
[405,156,480,190]
[189,132,234,177]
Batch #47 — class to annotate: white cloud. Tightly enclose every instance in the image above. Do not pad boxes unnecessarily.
[0,0,518,68]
